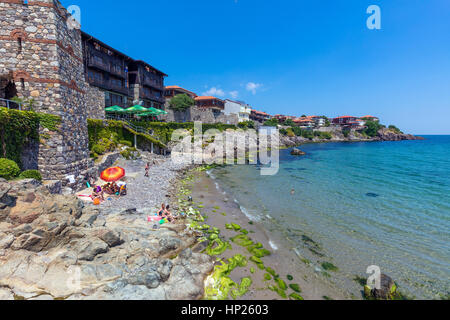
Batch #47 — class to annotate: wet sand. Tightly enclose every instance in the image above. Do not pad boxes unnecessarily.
[184,171,349,300]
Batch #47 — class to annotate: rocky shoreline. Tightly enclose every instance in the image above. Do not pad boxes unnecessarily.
[279,128,424,148]
[0,158,215,300]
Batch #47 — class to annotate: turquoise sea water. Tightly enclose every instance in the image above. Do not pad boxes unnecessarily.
[211,136,450,299]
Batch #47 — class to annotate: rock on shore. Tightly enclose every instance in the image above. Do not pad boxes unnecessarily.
[375,128,424,141]
[290,148,306,156]
[0,178,214,300]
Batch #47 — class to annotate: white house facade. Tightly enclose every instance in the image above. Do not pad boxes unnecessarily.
[224,100,252,122]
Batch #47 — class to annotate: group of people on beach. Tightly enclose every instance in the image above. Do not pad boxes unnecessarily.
[91,181,127,203]
[157,203,178,223]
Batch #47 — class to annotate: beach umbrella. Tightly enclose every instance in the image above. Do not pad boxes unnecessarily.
[105,105,126,113]
[140,111,160,117]
[146,107,160,113]
[157,109,168,115]
[125,105,148,114]
[100,167,126,182]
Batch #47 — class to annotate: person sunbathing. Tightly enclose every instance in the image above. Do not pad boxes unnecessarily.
[118,181,127,196]
[164,205,176,223]
[158,204,166,217]
[111,182,120,194]
[92,186,104,201]
[102,183,112,195]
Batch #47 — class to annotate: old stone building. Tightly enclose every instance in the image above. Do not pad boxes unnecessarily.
[0,0,92,185]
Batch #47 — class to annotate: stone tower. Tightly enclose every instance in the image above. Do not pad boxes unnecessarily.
[0,0,92,186]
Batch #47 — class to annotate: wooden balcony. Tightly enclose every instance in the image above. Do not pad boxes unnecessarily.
[143,77,164,90]
[88,77,129,96]
[88,57,110,73]
[140,89,165,103]
[110,67,126,79]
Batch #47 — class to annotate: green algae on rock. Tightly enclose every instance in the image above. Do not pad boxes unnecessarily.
[266,267,279,278]
[289,293,304,300]
[264,273,272,281]
[206,238,232,256]
[268,285,287,299]
[276,278,288,291]
[204,255,251,300]
[289,284,301,293]
[321,262,339,272]
[230,278,253,299]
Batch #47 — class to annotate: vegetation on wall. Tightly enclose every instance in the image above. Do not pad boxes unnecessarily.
[87,119,174,159]
[238,121,255,129]
[131,121,238,144]
[88,119,135,159]
[0,107,61,167]
[263,119,279,127]
[169,94,195,111]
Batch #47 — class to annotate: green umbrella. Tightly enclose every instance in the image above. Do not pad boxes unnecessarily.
[105,105,126,113]
[140,110,160,117]
[146,107,168,115]
[125,105,148,113]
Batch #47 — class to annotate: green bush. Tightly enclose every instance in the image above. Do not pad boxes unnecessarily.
[284,119,295,127]
[91,144,106,155]
[318,131,332,140]
[263,119,279,127]
[388,125,403,134]
[18,170,42,181]
[0,158,21,180]
[363,120,383,137]
[238,121,255,129]
[120,147,140,160]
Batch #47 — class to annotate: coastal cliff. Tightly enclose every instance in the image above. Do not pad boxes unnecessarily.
[279,127,424,148]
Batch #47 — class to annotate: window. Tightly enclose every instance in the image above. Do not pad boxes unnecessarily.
[18,38,22,54]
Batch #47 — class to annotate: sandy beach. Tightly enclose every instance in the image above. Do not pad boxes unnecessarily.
[72,151,355,300]
[173,167,350,300]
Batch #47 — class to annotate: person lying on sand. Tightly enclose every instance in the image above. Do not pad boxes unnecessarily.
[92,186,104,201]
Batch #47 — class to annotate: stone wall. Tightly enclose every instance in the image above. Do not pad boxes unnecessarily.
[0,0,92,188]
[162,103,239,125]
[86,85,105,119]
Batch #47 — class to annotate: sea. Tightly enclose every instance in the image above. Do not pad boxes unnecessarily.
[208,136,450,299]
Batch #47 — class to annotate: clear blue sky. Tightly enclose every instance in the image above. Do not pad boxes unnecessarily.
[62,0,450,134]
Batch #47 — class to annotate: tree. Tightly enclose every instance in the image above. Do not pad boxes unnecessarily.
[169,94,195,111]
[263,118,279,127]
[284,119,294,126]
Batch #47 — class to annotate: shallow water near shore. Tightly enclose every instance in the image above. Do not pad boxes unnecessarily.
[209,136,450,299]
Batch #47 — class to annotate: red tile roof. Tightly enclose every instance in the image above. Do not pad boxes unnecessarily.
[165,85,197,97]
